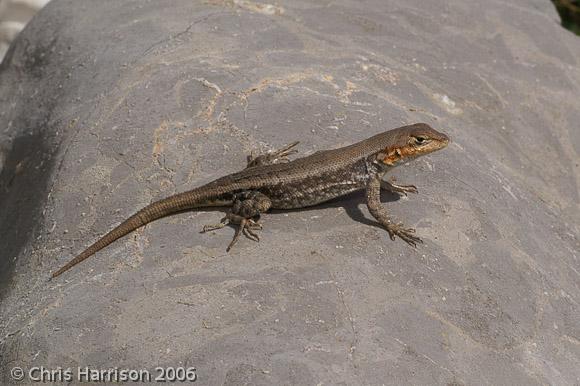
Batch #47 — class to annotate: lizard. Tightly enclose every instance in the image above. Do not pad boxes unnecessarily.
[51,123,449,278]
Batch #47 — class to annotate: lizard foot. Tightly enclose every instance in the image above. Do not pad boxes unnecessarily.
[380,180,418,196]
[385,223,423,247]
[200,215,263,251]
[367,176,423,249]
[201,190,271,251]
[246,141,300,168]
[227,218,262,251]
[201,217,229,233]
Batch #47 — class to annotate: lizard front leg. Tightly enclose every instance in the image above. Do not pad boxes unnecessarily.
[380,180,418,196]
[246,141,299,168]
[367,176,423,247]
[201,191,272,251]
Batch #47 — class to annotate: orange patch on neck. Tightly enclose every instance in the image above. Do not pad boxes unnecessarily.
[382,145,416,165]
[382,153,399,166]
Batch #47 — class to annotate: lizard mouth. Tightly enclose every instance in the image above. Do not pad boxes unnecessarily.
[380,132,449,166]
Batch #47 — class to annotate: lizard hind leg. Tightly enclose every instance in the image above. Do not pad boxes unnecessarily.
[200,191,271,251]
[246,141,300,168]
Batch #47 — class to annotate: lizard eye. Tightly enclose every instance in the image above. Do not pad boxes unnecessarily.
[413,136,430,145]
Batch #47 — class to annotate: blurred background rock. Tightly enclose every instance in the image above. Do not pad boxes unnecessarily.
[0,0,579,64]
[552,0,580,34]
[0,0,50,60]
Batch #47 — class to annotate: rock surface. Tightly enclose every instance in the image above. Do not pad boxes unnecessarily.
[0,0,579,384]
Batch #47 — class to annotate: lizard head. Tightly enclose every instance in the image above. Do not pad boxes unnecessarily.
[376,123,450,167]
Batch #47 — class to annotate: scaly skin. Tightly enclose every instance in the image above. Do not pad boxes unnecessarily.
[51,123,449,278]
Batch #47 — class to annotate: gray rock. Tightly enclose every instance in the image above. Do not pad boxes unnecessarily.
[0,0,578,384]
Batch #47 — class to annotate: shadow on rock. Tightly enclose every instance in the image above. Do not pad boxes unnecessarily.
[0,133,57,300]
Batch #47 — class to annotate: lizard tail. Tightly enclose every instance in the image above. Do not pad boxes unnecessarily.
[51,187,227,278]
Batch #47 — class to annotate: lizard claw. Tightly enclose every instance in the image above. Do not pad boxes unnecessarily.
[270,141,299,163]
[381,180,419,196]
[247,219,262,230]
[201,217,228,233]
[225,218,263,251]
[246,141,300,167]
[243,226,260,242]
[386,223,422,247]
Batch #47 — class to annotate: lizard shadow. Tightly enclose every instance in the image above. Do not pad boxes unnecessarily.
[197,190,402,230]
[270,190,403,229]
